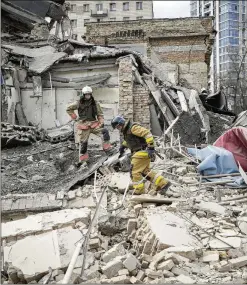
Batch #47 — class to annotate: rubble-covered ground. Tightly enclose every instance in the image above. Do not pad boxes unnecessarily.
[2,138,247,284]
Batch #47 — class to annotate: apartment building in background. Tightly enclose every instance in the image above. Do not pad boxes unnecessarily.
[67,1,153,40]
[190,0,247,93]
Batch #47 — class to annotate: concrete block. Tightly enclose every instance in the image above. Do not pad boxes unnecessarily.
[177,274,196,284]
[165,246,199,261]
[127,219,137,235]
[2,209,90,239]
[134,204,142,217]
[145,269,163,279]
[102,243,126,263]
[130,276,139,284]
[67,190,76,200]
[56,191,65,200]
[197,202,226,215]
[89,238,100,249]
[229,256,247,268]
[123,253,139,272]
[109,275,130,284]
[136,270,145,281]
[171,267,189,276]
[157,260,174,271]
[118,269,129,276]
[102,257,123,278]
[202,251,219,263]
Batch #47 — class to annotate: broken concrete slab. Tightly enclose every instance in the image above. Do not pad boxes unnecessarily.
[68,196,96,209]
[229,256,247,268]
[196,201,226,215]
[237,217,247,235]
[2,209,91,239]
[109,172,130,190]
[145,211,202,250]
[4,226,82,282]
[102,243,126,263]
[209,236,241,249]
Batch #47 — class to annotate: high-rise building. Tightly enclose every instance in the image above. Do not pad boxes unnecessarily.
[190,0,247,93]
[67,1,153,41]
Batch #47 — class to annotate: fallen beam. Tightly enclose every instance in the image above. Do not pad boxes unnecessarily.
[130,195,185,204]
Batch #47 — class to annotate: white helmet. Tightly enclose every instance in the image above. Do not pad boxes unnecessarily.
[82,86,92,94]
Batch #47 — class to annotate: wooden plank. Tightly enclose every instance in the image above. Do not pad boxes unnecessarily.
[144,78,175,125]
[161,89,180,117]
[177,91,188,112]
[130,195,186,204]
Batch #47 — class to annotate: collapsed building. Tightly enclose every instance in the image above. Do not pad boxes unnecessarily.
[1,3,247,285]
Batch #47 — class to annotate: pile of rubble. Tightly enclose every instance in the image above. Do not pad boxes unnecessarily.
[1,123,44,148]
[2,147,247,284]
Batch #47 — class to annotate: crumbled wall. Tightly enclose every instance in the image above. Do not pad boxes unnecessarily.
[118,57,150,128]
[86,17,214,91]
[133,86,150,128]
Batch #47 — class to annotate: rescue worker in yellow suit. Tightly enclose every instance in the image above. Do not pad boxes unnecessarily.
[66,86,113,163]
[111,115,171,195]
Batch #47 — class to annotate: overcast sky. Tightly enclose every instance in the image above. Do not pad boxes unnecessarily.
[153,1,190,18]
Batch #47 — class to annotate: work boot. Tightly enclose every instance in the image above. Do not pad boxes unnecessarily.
[158,181,172,196]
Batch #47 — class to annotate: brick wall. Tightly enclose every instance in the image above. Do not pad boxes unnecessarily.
[133,86,150,129]
[118,57,133,120]
[118,56,150,128]
[85,17,214,91]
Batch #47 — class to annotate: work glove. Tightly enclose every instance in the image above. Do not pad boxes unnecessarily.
[118,145,126,159]
[147,147,156,162]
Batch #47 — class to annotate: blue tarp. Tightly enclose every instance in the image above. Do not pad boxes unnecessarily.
[187,145,246,188]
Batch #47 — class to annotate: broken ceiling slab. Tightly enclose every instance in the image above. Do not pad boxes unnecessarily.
[2,208,91,240]
[2,44,56,57]
[28,52,67,74]
[4,226,83,282]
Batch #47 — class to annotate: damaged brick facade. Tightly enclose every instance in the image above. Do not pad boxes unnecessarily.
[86,17,215,91]
[118,57,150,128]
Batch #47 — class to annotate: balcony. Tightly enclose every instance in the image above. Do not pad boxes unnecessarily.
[91,9,108,17]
